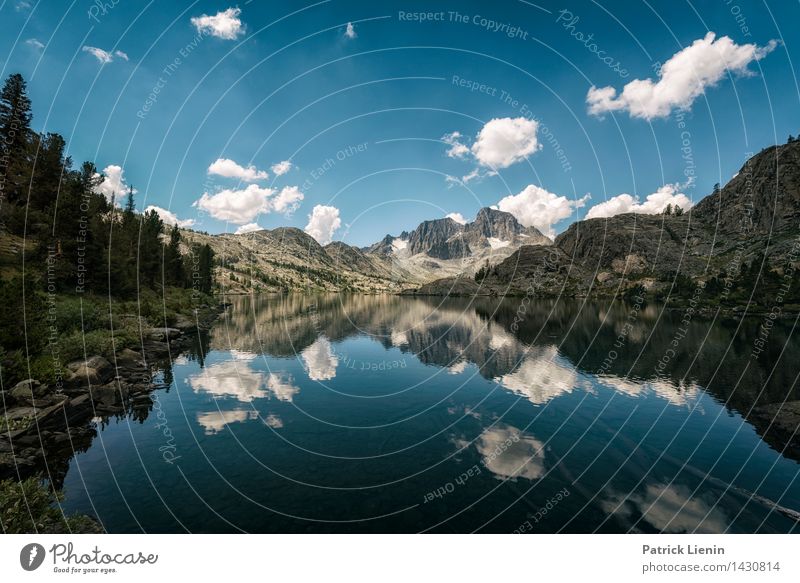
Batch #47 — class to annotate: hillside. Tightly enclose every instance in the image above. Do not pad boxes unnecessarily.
[182,227,416,294]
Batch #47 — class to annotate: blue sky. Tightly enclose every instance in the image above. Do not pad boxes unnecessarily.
[2,0,798,246]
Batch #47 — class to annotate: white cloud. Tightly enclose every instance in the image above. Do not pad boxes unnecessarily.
[191,7,244,40]
[446,212,467,225]
[25,38,44,51]
[304,205,341,245]
[144,205,195,228]
[92,164,135,203]
[15,1,31,12]
[266,373,300,402]
[302,337,338,381]
[271,185,304,214]
[82,46,114,63]
[271,160,293,176]
[461,168,482,183]
[82,47,128,64]
[193,184,275,224]
[475,424,546,481]
[344,22,357,39]
[603,483,729,534]
[587,32,777,120]
[234,222,262,235]
[495,184,588,237]
[586,183,693,219]
[471,117,540,169]
[188,360,265,403]
[196,409,257,435]
[442,131,469,159]
[208,158,268,182]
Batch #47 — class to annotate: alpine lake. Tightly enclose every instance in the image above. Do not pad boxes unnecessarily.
[59,294,800,533]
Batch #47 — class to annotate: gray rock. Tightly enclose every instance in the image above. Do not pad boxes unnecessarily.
[10,379,46,402]
[147,327,182,341]
[67,355,114,385]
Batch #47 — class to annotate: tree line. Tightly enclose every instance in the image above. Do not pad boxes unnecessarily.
[0,72,214,296]
[0,72,215,371]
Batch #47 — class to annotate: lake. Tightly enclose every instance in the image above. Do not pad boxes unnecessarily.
[60,294,800,533]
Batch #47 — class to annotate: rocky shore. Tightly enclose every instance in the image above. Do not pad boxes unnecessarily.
[0,303,226,482]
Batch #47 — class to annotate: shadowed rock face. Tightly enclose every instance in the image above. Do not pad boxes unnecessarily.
[692,140,800,237]
[407,217,469,260]
[554,213,713,276]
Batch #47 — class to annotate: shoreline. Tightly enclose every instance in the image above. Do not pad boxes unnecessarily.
[0,301,225,484]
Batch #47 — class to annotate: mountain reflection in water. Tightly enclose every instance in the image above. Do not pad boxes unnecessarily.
[60,294,800,533]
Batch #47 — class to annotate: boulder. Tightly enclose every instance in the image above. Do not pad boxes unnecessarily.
[147,327,182,341]
[10,379,47,402]
[67,356,114,385]
[173,315,197,333]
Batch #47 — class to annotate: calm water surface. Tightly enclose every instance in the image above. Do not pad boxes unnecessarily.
[60,294,800,533]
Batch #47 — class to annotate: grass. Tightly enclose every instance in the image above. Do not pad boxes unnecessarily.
[2,286,216,387]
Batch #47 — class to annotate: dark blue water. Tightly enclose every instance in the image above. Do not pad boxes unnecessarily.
[60,295,800,532]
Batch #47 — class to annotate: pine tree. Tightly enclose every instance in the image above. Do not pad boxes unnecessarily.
[164,224,184,286]
[138,209,164,286]
[664,204,672,215]
[0,73,33,204]
[0,73,32,151]
[674,205,684,216]
[197,243,215,294]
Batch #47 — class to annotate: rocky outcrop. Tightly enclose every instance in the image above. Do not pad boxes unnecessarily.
[464,207,550,247]
[407,217,470,260]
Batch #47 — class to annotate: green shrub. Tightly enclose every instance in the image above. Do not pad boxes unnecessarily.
[0,478,102,533]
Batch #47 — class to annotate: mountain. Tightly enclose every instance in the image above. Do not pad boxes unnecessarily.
[407,217,469,259]
[364,207,552,283]
[412,140,800,299]
[182,227,416,293]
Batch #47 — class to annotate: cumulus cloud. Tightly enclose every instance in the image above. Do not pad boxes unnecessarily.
[442,131,469,159]
[271,186,304,214]
[82,46,128,64]
[495,184,589,237]
[471,117,541,168]
[271,160,293,176]
[193,184,275,224]
[344,22,357,39]
[585,183,693,219]
[144,205,195,228]
[234,222,262,235]
[304,205,341,245]
[587,32,777,120]
[208,158,268,182]
[446,212,468,225]
[25,38,44,51]
[93,164,135,203]
[190,7,245,40]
